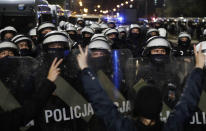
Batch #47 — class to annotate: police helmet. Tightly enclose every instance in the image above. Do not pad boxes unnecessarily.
[42,30,69,49]
[29,27,37,36]
[142,36,171,56]
[158,28,167,38]
[129,24,141,30]
[66,26,77,33]
[77,17,84,22]
[37,22,56,34]
[0,41,18,55]
[104,28,118,36]
[100,23,109,30]
[91,34,108,42]
[178,32,191,40]
[88,39,111,51]
[81,27,95,34]
[90,23,100,30]
[12,34,33,50]
[146,28,159,36]
[1,26,17,39]
[118,27,126,33]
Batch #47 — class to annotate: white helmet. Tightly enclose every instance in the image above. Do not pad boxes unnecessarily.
[104,28,118,36]
[88,40,111,51]
[203,29,206,36]
[37,23,56,33]
[12,35,32,49]
[91,34,108,42]
[158,28,167,38]
[0,41,18,54]
[29,27,37,36]
[118,27,126,33]
[142,36,171,56]
[146,28,159,35]
[77,17,84,22]
[129,24,141,30]
[178,32,191,40]
[90,23,100,30]
[2,26,17,33]
[81,27,95,34]
[11,34,25,43]
[1,26,17,39]
[59,21,66,28]
[42,30,69,48]
[100,23,109,29]
[66,26,77,32]
[107,20,116,24]
[77,26,83,31]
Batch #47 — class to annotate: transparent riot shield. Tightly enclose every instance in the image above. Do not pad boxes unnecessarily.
[0,56,39,111]
[125,55,206,128]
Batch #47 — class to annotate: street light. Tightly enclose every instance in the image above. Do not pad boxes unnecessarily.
[97,5,101,8]
[84,8,88,13]
[79,1,83,7]
[94,9,97,12]
[113,8,116,11]
[130,0,134,2]
[117,5,120,8]
[121,3,124,6]
[125,1,129,4]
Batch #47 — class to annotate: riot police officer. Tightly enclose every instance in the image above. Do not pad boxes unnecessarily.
[0,26,17,41]
[104,28,126,49]
[32,30,87,131]
[76,17,85,28]
[134,36,181,109]
[12,34,33,56]
[127,24,144,57]
[37,22,56,44]
[0,41,18,59]
[173,32,194,57]
[80,26,95,47]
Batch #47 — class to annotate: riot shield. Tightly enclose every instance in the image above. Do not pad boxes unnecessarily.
[125,55,206,128]
[0,56,39,110]
[51,49,133,122]
[28,49,133,131]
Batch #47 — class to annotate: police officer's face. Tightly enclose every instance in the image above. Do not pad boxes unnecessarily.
[18,41,29,49]
[48,43,64,49]
[131,28,140,34]
[180,37,188,42]
[91,51,106,58]
[151,48,166,55]
[67,31,76,35]
[108,33,116,39]
[0,50,14,59]
[120,32,126,37]
[41,28,53,35]
[84,33,92,38]
[4,33,14,40]
[150,32,158,37]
